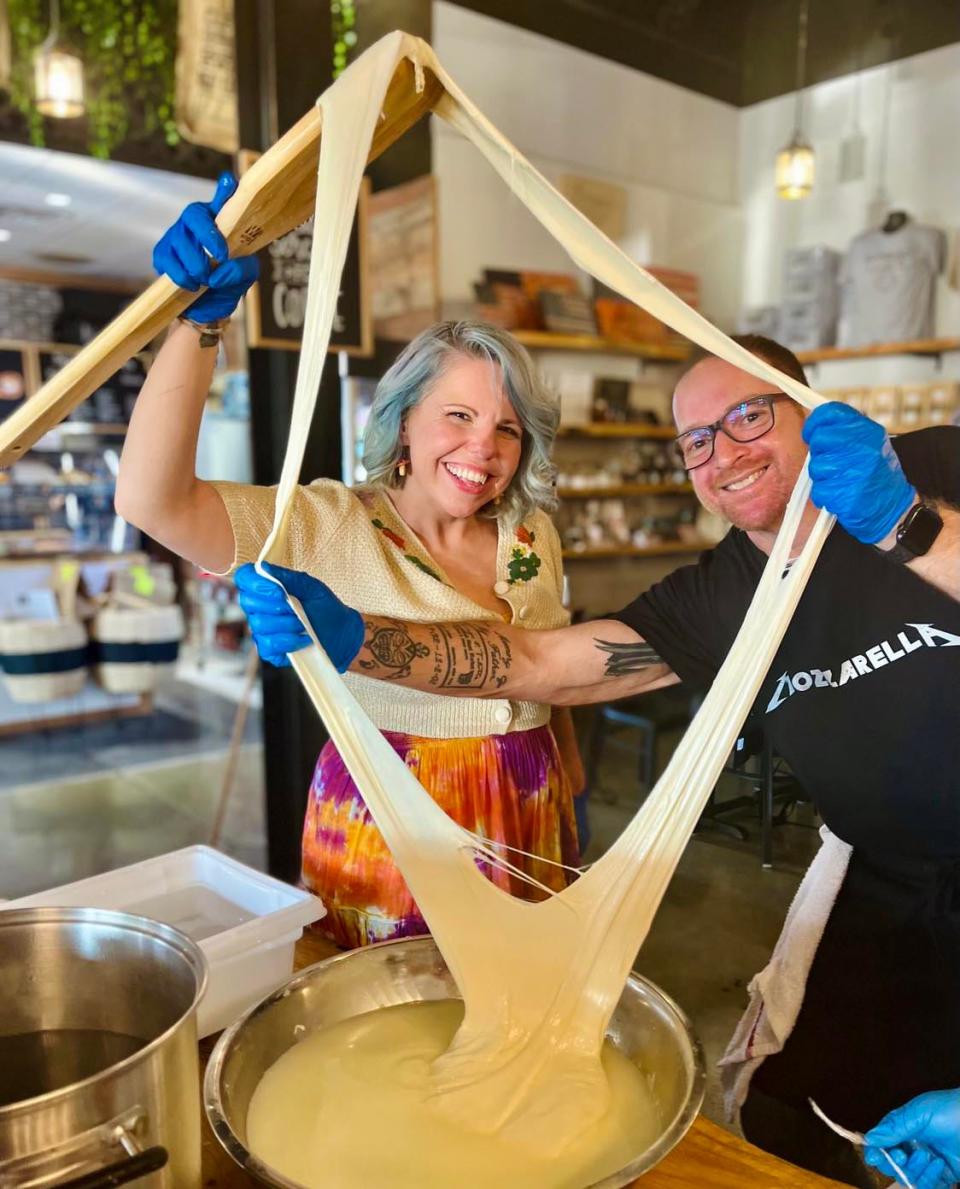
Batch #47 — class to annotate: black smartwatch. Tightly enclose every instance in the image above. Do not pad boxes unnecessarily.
[880,501,943,563]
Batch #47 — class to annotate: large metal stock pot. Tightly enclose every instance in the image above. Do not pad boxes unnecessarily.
[205,935,706,1189]
[0,907,207,1188]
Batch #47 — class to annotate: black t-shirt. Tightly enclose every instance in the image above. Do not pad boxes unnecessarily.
[610,427,960,857]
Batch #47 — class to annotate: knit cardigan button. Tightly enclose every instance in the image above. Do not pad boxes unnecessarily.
[494,705,512,725]
[493,580,511,596]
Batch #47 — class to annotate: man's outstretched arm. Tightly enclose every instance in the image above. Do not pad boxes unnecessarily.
[235,563,679,705]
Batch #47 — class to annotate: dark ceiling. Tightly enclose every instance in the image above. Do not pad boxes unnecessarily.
[448,0,960,106]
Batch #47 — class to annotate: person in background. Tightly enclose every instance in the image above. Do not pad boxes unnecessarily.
[243,336,960,1187]
[117,175,585,948]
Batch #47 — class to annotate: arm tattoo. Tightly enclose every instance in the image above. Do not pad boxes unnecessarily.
[427,622,513,689]
[357,618,513,690]
[359,619,430,679]
[593,637,663,678]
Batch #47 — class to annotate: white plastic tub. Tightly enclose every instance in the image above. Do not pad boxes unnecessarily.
[5,846,326,1037]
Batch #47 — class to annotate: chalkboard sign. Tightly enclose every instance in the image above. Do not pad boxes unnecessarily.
[0,347,29,423]
[39,347,148,426]
[244,170,371,357]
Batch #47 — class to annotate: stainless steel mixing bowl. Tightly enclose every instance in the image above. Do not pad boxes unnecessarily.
[205,936,705,1189]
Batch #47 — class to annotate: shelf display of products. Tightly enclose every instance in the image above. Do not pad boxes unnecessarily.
[0,339,154,559]
[824,379,959,430]
[0,551,160,733]
[556,438,687,491]
[1,442,136,555]
[552,419,699,558]
[558,496,701,557]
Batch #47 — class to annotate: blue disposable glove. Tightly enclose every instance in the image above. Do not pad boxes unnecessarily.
[802,402,915,544]
[234,563,365,672]
[864,1089,960,1189]
[153,172,259,322]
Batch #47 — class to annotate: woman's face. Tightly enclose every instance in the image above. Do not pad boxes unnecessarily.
[400,353,523,519]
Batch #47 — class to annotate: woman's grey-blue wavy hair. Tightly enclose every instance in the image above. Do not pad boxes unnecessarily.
[361,321,559,525]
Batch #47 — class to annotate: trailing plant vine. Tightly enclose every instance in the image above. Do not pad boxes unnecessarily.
[5,0,179,159]
[330,0,356,79]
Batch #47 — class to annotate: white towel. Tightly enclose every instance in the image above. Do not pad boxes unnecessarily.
[718,825,853,1118]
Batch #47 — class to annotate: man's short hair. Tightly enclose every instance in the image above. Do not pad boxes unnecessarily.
[680,334,808,388]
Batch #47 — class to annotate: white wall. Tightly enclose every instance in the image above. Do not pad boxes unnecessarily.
[431,2,744,330]
[739,43,960,342]
[431,8,960,392]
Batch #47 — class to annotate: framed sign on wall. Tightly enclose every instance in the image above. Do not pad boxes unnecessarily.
[240,150,372,356]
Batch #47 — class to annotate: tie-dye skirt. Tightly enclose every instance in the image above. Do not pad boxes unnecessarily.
[301,724,580,950]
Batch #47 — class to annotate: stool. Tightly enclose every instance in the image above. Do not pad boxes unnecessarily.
[697,730,809,867]
[585,686,701,799]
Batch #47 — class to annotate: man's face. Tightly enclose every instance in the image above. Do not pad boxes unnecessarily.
[673,357,808,536]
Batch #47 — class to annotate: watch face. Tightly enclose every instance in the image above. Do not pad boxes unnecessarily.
[898,503,943,557]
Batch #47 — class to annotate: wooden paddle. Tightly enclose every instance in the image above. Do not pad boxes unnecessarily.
[0,56,443,468]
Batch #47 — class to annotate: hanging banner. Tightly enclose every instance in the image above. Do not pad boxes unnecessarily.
[175,0,239,154]
[240,151,372,356]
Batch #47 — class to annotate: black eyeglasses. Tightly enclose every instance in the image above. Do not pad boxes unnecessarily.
[674,395,790,471]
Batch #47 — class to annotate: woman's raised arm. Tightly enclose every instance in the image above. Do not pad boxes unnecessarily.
[115,173,258,572]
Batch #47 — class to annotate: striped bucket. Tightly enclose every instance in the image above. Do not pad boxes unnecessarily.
[90,605,185,694]
[0,619,88,703]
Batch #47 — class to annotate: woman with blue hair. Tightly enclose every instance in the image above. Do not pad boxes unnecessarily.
[117,178,583,948]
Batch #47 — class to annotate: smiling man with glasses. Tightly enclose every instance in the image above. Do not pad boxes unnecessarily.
[238,333,960,1189]
[671,348,815,555]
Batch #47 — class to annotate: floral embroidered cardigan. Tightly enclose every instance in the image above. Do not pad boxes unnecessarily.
[210,478,570,739]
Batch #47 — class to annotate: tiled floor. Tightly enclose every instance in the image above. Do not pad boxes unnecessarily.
[0,744,267,898]
[0,696,821,1133]
[0,677,266,896]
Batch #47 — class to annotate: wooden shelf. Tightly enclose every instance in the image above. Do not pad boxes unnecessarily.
[0,693,153,738]
[562,540,709,560]
[797,338,960,364]
[558,482,692,498]
[513,330,689,361]
[558,422,676,440]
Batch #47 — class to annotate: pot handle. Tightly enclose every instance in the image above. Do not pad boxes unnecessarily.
[0,1109,166,1189]
[48,1146,168,1189]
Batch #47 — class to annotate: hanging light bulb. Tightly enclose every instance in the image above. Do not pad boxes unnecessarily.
[776,0,815,199]
[34,0,85,119]
[776,133,815,199]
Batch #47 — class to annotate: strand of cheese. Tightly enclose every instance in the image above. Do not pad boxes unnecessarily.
[256,31,834,1157]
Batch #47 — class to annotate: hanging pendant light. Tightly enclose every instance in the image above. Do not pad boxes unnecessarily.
[776,0,814,199]
[34,0,85,119]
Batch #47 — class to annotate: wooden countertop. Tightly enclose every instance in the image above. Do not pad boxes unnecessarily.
[200,933,844,1188]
